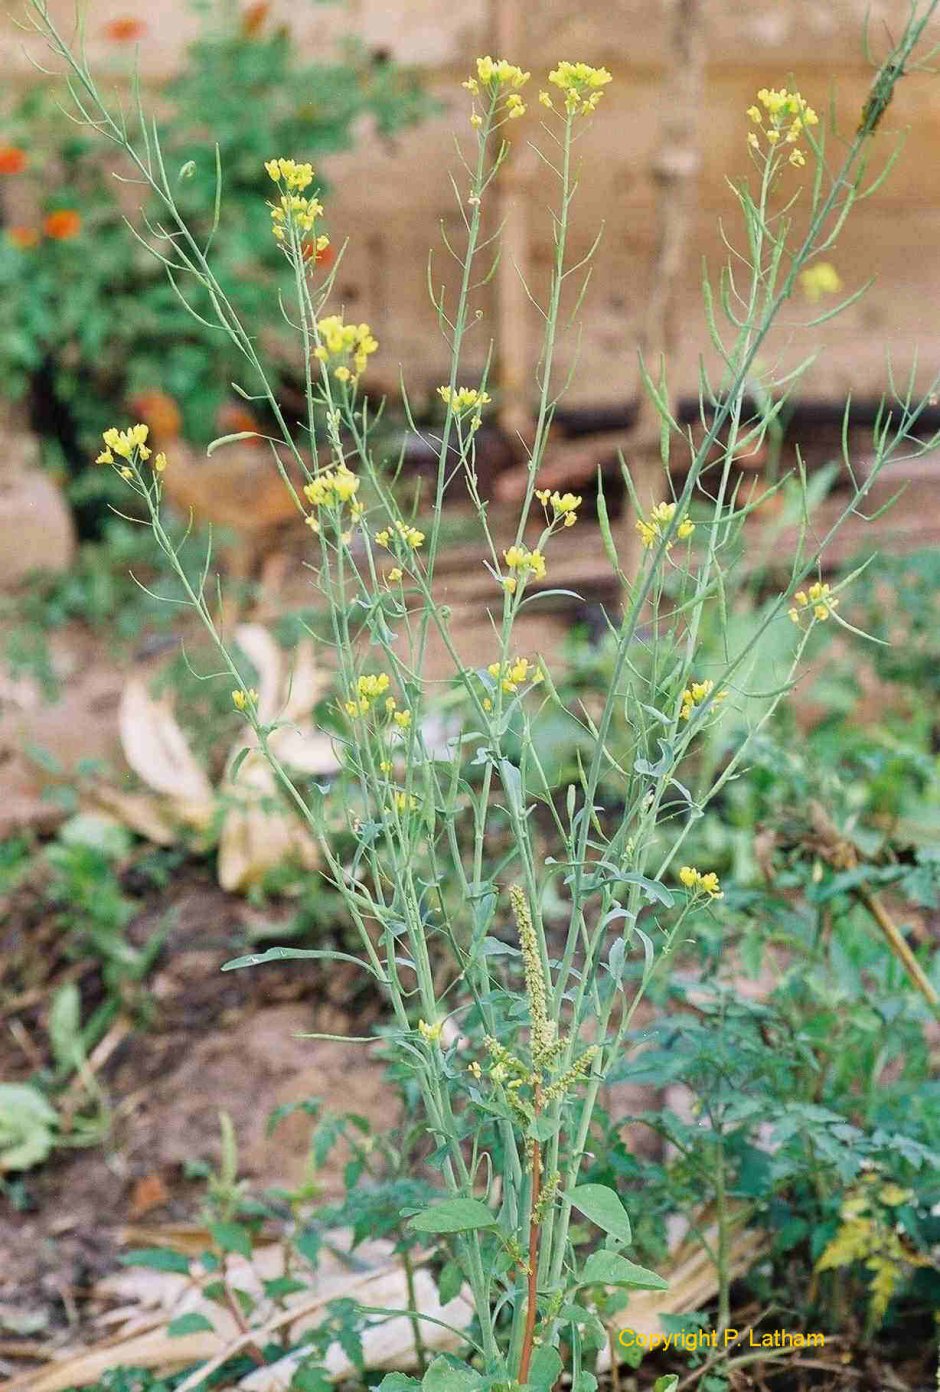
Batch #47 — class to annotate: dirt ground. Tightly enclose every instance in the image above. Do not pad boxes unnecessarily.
[0,864,397,1336]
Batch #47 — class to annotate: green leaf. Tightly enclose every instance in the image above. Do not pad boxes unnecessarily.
[377,1375,421,1392]
[573,1375,597,1392]
[409,1198,497,1234]
[654,1378,679,1392]
[167,1312,215,1337]
[528,1115,558,1143]
[292,1365,334,1392]
[569,1184,632,1245]
[580,1251,667,1290]
[208,1220,253,1258]
[0,1083,58,1172]
[222,946,378,977]
[422,1355,482,1392]
[527,1344,562,1392]
[48,982,84,1073]
[437,1259,464,1305]
[122,1247,191,1275]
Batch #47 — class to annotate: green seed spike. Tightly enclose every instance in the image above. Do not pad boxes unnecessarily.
[509,884,556,1068]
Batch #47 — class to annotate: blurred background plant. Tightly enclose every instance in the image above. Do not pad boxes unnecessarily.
[0,0,427,529]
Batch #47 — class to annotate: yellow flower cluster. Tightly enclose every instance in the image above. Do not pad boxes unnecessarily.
[265,157,330,251]
[544,61,612,115]
[418,1018,443,1044]
[391,790,418,813]
[314,315,378,384]
[265,159,315,190]
[800,261,843,303]
[679,678,727,722]
[97,423,151,465]
[747,87,818,167]
[679,865,723,900]
[503,544,546,593]
[376,519,425,551]
[486,656,542,697]
[232,687,258,711]
[635,500,695,550]
[303,464,363,534]
[344,671,390,718]
[465,56,530,120]
[535,488,581,527]
[438,385,491,424]
[789,580,838,625]
[303,463,360,508]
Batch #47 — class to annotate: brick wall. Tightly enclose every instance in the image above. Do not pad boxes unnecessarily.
[3,0,939,407]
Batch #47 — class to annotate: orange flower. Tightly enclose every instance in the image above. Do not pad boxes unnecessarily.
[128,390,183,442]
[7,226,39,250]
[302,238,335,267]
[43,210,82,241]
[104,17,147,42]
[242,3,271,36]
[0,145,27,176]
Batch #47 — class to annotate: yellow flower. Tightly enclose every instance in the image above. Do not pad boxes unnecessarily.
[749,87,817,157]
[487,656,542,696]
[635,500,694,550]
[679,865,723,900]
[789,148,806,167]
[538,90,554,110]
[375,519,425,551]
[392,790,418,813]
[313,315,378,382]
[418,1018,443,1044]
[536,488,582,526]
[799,261,843,303]
[101,423,151,462]
[470,56,530,92]
[548,60,612,115]
[387,567,403,584]
[345,672,391,717]
[154,452,168,473]
[503,544,546,582]
[269,192,325,239]
[393,709,412,730]
[438,385,492,415]
[232,688,258,711]
[303,462,361,511]
[468,1059,483,1079]
[789,580,838,624]
[265,158,315,191]
[679,679,728,722]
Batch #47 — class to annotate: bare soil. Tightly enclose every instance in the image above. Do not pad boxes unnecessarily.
[0,863,394,1337]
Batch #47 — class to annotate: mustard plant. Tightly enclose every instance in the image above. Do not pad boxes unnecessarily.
[25,2,940,1384]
